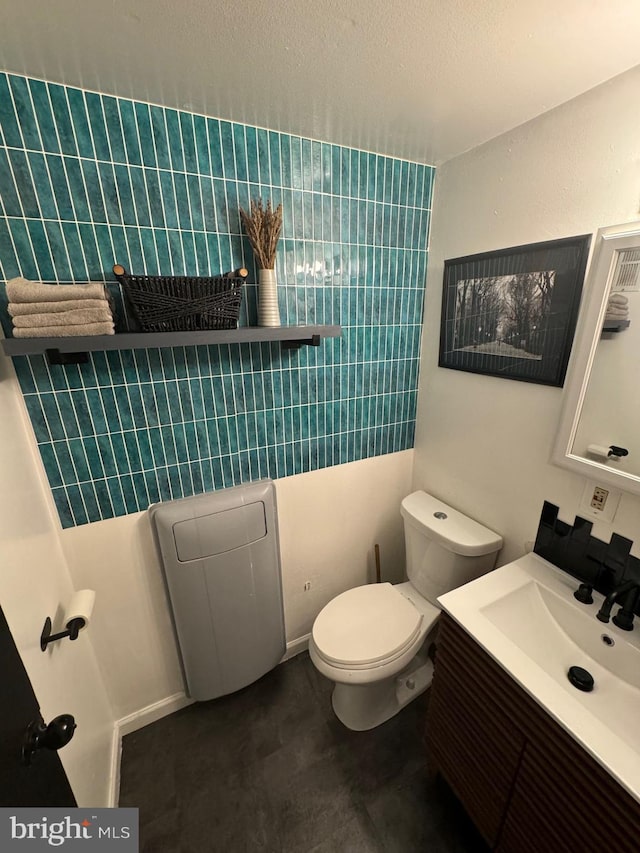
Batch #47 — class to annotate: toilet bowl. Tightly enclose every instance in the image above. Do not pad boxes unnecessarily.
[309,581,440,730]
[309,491,502,730]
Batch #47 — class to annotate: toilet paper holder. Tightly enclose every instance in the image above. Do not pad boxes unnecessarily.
[40,589,95,651]
[587,444,629,461]
[40,616,86,651]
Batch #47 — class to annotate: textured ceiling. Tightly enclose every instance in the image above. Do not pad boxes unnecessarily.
[1,0,640,164]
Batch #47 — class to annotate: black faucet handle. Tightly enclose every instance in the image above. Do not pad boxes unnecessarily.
[612,608,634,631]
[574,583,594,604]
[612,586,640,631]
[596,579,640,625]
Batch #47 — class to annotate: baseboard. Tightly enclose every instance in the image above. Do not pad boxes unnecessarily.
[107,692,192,807]
[107,724,122,807]
[282,633,310,660]
[117,691,194,738]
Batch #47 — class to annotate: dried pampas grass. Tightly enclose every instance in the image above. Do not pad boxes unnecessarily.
[239,198,283,269]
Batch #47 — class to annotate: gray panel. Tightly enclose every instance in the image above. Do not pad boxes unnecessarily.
[149,480,286,701]
[173,501,266,561]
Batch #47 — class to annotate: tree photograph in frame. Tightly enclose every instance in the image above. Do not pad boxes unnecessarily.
[438,235,591,386]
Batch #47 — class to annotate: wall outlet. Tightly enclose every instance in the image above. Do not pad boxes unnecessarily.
[303,582,312,591]
[590,486,609,511]
[579,480,621,523]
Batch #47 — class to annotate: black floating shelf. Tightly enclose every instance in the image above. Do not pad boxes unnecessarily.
[602,319,631,334]
[1,325,342,365]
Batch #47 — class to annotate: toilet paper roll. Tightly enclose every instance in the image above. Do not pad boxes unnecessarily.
[587,444,612,460]
[65,589,96,629]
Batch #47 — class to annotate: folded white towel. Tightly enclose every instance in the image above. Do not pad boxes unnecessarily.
[605,305,629,317]
[609,293,629,305]
[6,277,109,304]
[12,321,115,338]
[13,307,113,328]
[8,298,112,316]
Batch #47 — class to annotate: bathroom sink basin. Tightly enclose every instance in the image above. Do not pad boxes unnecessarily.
[438,552,640,802]
[481,578,640,693]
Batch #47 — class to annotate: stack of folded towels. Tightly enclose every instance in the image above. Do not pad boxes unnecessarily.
[6,277,115,338]
[603,292,629,328]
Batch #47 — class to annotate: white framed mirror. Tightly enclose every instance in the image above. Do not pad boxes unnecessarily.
[553,221,640,495]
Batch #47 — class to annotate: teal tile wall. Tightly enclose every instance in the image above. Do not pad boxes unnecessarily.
[0,73,434,528]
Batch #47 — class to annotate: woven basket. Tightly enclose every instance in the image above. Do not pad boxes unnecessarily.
[113,265,247,332]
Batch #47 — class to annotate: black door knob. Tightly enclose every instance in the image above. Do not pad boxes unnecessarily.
[22,714,77,766]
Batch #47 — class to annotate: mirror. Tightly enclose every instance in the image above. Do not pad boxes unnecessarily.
[553,221,640,495]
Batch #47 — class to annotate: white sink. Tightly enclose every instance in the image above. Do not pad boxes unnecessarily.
[438,552,640,802]
[481,579,640,692]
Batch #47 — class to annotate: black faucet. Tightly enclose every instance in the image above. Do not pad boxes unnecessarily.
[596,580,640,631]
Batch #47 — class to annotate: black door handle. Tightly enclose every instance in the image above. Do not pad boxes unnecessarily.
[21,714,76,766]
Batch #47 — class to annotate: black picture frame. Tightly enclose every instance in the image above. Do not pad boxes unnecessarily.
[438,235,592,387]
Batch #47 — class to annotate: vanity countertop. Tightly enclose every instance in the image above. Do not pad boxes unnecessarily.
[438,552,640,804]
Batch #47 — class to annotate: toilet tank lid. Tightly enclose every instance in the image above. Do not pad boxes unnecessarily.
[401,491,503,557]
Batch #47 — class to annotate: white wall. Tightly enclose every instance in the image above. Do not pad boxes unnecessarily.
[60,450,414,719]
[0,353,114,806]
[414,65,640,565]
[58,510,186,724]
[276,450,413,640]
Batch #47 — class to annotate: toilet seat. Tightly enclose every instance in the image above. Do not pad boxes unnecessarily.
[312,583,424,669]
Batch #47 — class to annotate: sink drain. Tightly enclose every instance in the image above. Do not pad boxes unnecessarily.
[567,665,594,692]
[601,634,615,647]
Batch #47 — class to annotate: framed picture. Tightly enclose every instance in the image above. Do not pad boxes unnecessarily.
[438,235,592,387]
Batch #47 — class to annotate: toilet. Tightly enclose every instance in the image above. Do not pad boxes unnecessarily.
[309,491,502,730]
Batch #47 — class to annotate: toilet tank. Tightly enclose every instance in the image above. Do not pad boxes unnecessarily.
[401,491,502,605]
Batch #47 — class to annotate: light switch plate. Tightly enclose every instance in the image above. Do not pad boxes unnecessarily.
[579,480,621,523]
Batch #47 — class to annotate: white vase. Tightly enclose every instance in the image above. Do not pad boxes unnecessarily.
[258,268,281,327]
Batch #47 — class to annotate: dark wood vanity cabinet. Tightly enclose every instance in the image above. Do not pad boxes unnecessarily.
[426,614,640,852]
